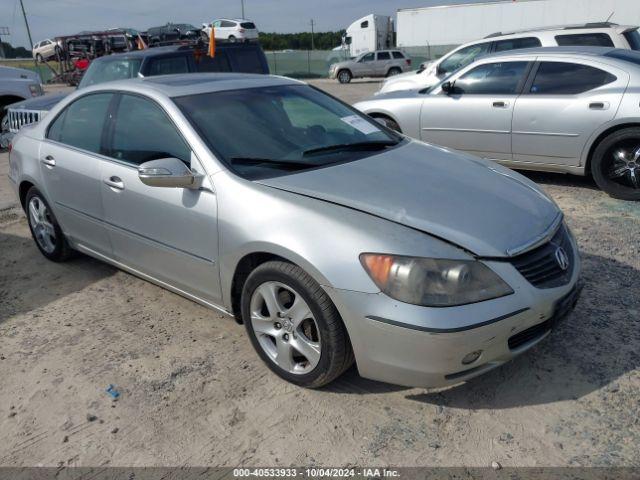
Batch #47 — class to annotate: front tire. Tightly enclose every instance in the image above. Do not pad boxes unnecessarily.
[228,35,237,43]
[25,187,73,262]
[591,127,640,201]
[241,261,354,388]
[372,115,401,133]
[35,53,43,63]
[337,69,352,84]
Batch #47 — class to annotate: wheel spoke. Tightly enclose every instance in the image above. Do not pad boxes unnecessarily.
[285,296,312,328]
[633,146,640,162]
[256,283,282,318]
[275,337,294,371]
[630,169,639,189]
[251,314,277,336]
[29,201,40,224]
[609,165,628,179]
[291,335,321,368]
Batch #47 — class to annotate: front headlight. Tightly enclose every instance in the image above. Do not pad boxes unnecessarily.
[360,253,513,307]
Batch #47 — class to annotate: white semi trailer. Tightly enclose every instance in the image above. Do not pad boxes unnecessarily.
[397,0,640,47]
[338,14,394,57]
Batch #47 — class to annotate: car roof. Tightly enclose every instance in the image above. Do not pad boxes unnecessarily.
[481,45,618,59]
[484,22,637,39]
[90,43,260,63]
[91,73,302,97]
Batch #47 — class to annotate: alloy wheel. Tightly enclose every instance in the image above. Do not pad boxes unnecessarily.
[28,196,57,254]
[250,281,321,374]
[608,143,640,190]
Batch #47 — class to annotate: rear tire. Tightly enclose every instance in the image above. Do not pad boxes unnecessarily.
[591,127,640,201]
[337,69,352,84]
[228,35,237,43]
[25,187,73,262]
[241,261,354,388]
[35,53,43,63]
[387,67,401,77]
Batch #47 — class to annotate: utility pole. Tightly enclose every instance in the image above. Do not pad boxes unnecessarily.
[18,0,40,80]
[310,19,315,50]
[241,0,245,18]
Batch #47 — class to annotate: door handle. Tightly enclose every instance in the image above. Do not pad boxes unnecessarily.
[589,102,609,110]
[41,155,56,167]
[492,101,509,108]
[104,176,125,190]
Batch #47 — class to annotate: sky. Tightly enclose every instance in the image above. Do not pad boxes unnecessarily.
[0,0,489,48]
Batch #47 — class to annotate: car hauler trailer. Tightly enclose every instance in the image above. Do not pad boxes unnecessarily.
[397,0,640,48]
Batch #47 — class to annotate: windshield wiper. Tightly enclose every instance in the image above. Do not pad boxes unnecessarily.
[303,140,399,157]
[230,157,314,171]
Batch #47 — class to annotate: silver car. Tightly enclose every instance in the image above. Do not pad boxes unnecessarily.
[356,47,640,201]
[329,50,411,84]
[8,73,580,389]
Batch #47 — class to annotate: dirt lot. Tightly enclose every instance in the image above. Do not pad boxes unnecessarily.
[0,80,639,468]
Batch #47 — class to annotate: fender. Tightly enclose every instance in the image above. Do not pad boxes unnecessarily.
[580,116,640,170]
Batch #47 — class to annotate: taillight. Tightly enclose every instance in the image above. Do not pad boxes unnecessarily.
[7,142,12,157]
[406,59,412,66]
[239,28,245,33]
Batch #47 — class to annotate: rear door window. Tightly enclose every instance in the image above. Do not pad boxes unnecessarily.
[47,93,113,154]
[493,37,542,52]
[453,61,529,95]
[529,62,617,94]
[555,33,614,47]
[147,56,190,76]
[377,52,391,61]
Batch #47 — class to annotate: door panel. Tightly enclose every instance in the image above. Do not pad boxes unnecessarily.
[100,93,221,303]
[420,95,516,159]
[420,61,530,160]
[100,159,221,303]
[39,142,111,254]
[39,93,114,254]
[512,61,628,165]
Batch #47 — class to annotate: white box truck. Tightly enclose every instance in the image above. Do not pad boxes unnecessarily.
[397,0,640,48]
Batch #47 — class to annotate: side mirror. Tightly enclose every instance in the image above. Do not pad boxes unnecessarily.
[138,158,196,188]
[441,81,455,95]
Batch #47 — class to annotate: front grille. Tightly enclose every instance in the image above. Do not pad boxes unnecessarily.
[7,109,45,133]
[509,224,574,288]
[508,319,551,350]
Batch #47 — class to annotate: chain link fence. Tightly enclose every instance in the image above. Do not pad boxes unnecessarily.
[265,45,456,78]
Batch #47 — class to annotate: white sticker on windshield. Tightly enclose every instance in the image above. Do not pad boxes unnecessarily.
[341,115,380,135]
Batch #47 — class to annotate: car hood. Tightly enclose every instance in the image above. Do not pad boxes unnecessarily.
[256,141,560,258]
[9,92,69,111]
[0,65,40,82]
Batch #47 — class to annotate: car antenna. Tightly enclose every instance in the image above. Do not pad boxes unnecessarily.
[605,11,614,22]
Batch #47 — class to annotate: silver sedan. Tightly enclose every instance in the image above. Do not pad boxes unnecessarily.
[8,73,580,388]
[355,47,640,201]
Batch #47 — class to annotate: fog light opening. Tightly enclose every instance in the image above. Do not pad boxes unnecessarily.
[461,350,482,365]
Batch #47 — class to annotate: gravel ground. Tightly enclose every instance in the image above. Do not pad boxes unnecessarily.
[0,80,638,468]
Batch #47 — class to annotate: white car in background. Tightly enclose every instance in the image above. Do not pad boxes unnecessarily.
[202,19,259,42]
[379,23,640,94]
[32,39,60,62]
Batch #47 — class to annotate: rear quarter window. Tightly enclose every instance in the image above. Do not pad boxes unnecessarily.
[493,37,542,52]
[147,56,190,76]
[240,22,256,29]
[196,52,231,72]
[392,51,405,59]
[227,48,267,74]
[555,33,615,47]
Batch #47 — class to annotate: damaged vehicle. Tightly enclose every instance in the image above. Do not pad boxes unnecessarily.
[8,74,580,388]
[0,65,43,149]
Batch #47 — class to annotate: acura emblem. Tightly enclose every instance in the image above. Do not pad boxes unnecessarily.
[554,247,570,271]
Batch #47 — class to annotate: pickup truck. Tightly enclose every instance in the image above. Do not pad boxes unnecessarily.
[0,65,43,146]
[1,43,269,145]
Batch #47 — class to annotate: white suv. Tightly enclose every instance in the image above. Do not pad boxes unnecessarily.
[32,39,60,62]
[202,19,259,42]
[379,23,640,94]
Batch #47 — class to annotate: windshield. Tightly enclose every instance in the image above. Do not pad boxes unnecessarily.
[174,84,401,179]
[78,58,142,88]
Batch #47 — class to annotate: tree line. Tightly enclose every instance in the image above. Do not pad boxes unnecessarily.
[0,42,31,59]
[258,31,344,51]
